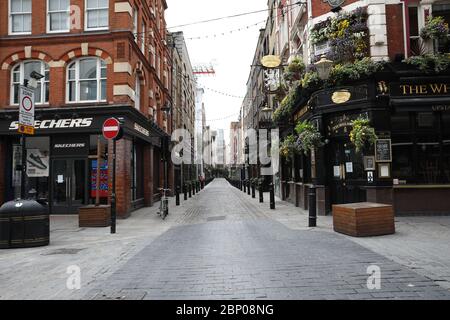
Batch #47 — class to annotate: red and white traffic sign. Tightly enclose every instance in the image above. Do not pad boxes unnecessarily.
[18,86,35,135]
[102,118,121,140]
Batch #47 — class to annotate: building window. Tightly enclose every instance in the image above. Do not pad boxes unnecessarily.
[9,0,32,34]
[11,61,49,105]
[408,6,421,56]
[133,7,138,43]
[47,0,70,32]
[85,0,108,30]
[135,76,140,110]
[67,57,107,102]
[141,22,146,53]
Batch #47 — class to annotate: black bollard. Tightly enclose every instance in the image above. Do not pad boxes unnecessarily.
[308,186,317,227]
[247,181,250,195]
[184,184,187,201]
[243,181,246,193]
[189,184,192,198]
[251,182,255,198]
[176,185,180,206]
[259,185,264,203]
[270,183,275,210]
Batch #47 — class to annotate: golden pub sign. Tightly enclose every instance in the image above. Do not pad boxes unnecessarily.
[396,82,450,96]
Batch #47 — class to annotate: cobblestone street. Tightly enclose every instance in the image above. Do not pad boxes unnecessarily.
[85,179,450,300]
[2,179,450,300]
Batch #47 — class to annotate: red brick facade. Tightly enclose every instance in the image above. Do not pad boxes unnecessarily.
[386,4,406,61]
[0,0,173,215]
[312,0,359,18]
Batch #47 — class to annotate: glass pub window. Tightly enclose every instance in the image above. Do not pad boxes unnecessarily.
[408,6,421,56]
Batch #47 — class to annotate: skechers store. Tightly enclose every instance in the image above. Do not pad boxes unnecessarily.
[293,66,450,215]
[0,105,165,217]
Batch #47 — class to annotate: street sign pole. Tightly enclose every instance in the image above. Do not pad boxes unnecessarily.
[18,86,35,200]
[102,117,122,234]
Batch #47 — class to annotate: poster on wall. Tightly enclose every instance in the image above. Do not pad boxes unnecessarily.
[91,160,109,198]
[26,149,49,177]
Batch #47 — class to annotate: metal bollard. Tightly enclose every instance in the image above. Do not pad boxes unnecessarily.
[247,181,250,195]
[189,184,192,198]
[259,186,264,203]
[176,185,180,206]
[270,183,275,210]
[184,184,187,201]
[243,181,246,193]
[251,182,255,198]
[308,186,317,227]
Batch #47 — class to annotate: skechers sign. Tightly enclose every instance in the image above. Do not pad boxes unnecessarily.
[9,118,93,131]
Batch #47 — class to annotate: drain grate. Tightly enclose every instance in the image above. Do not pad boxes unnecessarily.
[41,248,85,255]
[207,216,226,221]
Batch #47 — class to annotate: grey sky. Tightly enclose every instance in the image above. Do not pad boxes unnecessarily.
[166,0,268,144]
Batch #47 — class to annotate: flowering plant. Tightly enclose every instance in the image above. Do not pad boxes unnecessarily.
[329,58,385,85]
[420,16,449,40]
[349,118,378,153]
[295,121,324,155]
[279,134,301,158]
[404,53,450,73]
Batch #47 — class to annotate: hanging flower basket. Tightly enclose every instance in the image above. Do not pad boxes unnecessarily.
[294,121,324,155]
[420,16,449,40]
[349,118,378,153]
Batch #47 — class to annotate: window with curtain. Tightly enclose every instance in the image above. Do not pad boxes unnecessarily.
[11,61,49,105]
[67,57,106,102]
[10,0,31,34]
[85,0,108,30]
[47,0,70,32]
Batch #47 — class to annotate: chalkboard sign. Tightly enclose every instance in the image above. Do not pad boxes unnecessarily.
[375,139,392,162]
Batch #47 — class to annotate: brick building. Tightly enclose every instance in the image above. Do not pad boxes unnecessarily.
[0,0,173,217]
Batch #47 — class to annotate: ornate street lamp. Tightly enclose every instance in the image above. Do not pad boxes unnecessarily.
[314,55,334,81]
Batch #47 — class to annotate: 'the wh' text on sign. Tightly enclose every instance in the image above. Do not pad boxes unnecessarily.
[18,86,35,135]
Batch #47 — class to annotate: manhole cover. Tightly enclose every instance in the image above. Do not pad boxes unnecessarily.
[41,248,85,255]
[207,216,226,221]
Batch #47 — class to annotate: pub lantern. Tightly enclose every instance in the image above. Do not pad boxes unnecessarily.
[314,56,334,81]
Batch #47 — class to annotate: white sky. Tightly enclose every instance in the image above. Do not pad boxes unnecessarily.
[166,0,268,146]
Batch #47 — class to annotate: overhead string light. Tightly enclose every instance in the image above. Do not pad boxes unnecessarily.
[185,20,267,41]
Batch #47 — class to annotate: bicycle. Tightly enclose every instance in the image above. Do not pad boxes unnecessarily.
[157,188,171,220]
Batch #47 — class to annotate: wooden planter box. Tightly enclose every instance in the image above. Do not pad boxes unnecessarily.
[332,202,395,237]
[78,205,111,228]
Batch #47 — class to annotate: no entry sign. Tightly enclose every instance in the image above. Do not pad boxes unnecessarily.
[102,118,121,140]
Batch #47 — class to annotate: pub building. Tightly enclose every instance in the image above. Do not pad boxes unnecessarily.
[0,105,168,217]
[281,64,450,216]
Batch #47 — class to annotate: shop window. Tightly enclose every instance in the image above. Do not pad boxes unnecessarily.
[9,0,31,34]
[131,143,144,200]
[67,57,107,103]
[89,135,108,203]
[432,3,450,53]
[85,0,108,30]
[47,0,70,33]
[11,60,50,105]
[392,143,414,182]
[442,112,450,183]
[391,112,411,132]
[11,137,50,200]
[416,112,435,128]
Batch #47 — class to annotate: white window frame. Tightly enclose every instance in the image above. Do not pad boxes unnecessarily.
[47,0,70,33]
[66,57,107,103]
[84,0,109,31]
[10,60,50,106]
[135,76,140,111]
[9,0,32,35]
[133,7,138,43]
[141,22,146,53]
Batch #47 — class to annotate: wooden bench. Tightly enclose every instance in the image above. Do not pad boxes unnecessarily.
[332,202,395,237]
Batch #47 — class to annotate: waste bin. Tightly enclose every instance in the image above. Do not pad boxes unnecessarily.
[0,199,49,249]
